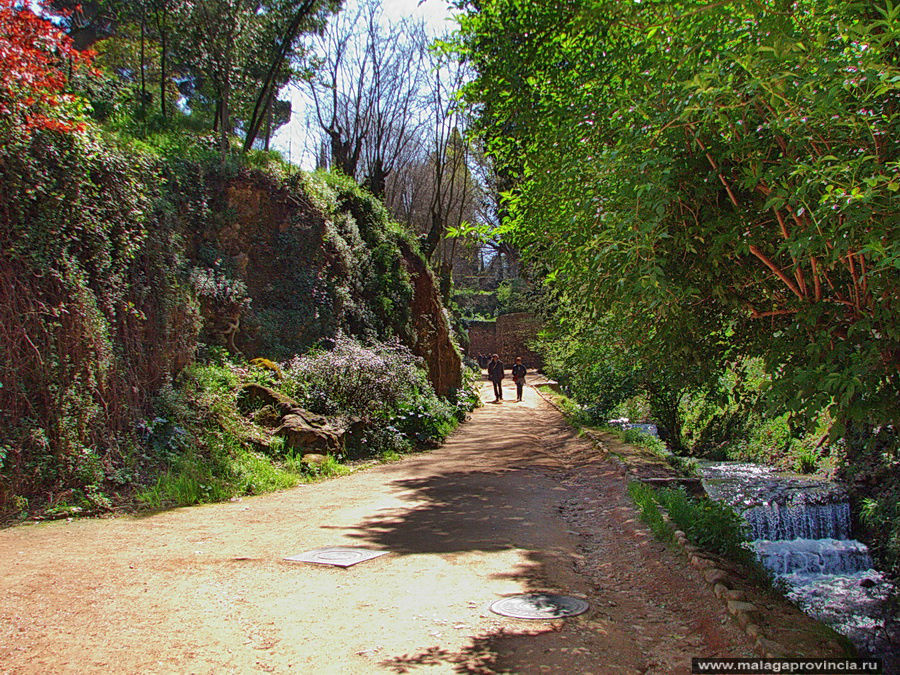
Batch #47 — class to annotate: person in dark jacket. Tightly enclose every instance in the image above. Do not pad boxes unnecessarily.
[487,353,504,402]
[511,356,527,402]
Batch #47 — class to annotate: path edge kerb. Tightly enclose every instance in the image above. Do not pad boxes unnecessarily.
[529,378,844,660]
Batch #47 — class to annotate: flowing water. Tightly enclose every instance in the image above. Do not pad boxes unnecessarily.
[700,462,898,665]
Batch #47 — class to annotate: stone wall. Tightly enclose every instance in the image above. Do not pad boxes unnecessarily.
[467,312,543,369]
[467,322,498,359]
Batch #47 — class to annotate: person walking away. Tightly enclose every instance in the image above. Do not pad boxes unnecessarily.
[487,353,505,402]
[511,356,527,402]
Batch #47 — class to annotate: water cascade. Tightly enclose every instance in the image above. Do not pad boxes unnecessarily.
[701,462,898,664]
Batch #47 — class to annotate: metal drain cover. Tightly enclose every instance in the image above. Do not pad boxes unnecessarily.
[284,547,388,567]
[489,593,589,619]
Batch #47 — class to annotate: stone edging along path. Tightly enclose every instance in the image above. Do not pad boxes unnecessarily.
[529,379,849,660]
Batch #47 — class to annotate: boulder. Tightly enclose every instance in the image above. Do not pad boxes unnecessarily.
[275,412,344,454]
[704,568,730,585]
[726,600,758,617]
[239,383,302,417]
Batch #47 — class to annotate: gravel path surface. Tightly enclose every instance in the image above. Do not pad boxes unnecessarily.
[1,378,760,674]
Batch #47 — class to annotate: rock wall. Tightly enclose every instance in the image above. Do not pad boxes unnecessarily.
[467,321,498,359]
[400,240,462,397]
[468,312,543,369]
[187,170,462,397]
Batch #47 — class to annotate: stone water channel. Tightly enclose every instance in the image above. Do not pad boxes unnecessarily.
[700,461,899,666]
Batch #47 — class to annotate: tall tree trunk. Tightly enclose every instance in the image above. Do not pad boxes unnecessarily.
[139,9,146,118]
[263,89,274,151]
[365,159,387,198]
[422,209,444,260]
[243,0,318,152]
[330,130,361,179]
[158,6,168,121]
[220,87,230,163]
[220,44,233,164]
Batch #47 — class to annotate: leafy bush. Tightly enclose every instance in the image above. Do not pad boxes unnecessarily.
[283,335,428,418]
[615,427,698,476]
[860,492,900,578]
[452,367,484,419]
[622,428,669,457]
[282,335,461,456]
[391,396,456,447]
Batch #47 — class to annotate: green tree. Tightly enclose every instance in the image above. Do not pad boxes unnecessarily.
[455,0,900,438]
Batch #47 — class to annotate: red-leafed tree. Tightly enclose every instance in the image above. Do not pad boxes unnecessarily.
[0,0,94,135]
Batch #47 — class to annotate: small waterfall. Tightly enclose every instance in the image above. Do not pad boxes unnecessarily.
[701,461,898,665]
[743,501,852,541]
[753,538,872,576]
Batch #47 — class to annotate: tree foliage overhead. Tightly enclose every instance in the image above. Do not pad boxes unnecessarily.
[0,0,94,135]
[49,0,340,155]
[455,0,900,434]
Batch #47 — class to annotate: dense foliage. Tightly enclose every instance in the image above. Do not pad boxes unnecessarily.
[457,0,898,432]
[455,0,899,571]
[0,0,93,135]
[282,335,468,454]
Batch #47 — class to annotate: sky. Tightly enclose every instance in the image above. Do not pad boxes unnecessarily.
[271,0,459,168]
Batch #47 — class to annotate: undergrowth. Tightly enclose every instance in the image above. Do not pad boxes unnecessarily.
[627,481,674,542]
[133,339,476,511]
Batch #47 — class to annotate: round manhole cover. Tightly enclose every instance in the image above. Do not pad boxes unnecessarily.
[489,593,590,619]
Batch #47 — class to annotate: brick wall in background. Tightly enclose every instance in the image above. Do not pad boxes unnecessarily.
[467,312,543,369]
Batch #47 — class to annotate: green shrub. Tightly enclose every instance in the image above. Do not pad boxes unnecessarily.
[281,335,461,456]
[612,427,698,476]
[860,492,900,577]
[791,441,821,474]
[282,335,431,419]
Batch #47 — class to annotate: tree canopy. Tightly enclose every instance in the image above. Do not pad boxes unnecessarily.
[455,0,900,436]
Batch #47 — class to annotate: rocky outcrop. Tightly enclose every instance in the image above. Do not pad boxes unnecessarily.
[187,170,462,398]
[399,239,462,398]
[239,384,345,454]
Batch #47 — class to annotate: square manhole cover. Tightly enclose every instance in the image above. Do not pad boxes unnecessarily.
[283,547,388,567]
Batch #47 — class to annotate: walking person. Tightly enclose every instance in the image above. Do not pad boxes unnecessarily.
[487,353,505,403]
[511,356,527,402]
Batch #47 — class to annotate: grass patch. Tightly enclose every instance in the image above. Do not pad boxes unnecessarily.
[656,487,754,563]
[535,385,595,427]
[136,447,352,510]
[378,450,403,462]
[627,481,674,542]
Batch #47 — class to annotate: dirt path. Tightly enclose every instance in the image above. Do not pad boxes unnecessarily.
[1,378,763,674]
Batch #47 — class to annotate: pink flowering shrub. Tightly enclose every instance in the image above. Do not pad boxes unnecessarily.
[282,335,458,455]
[283,335,428,417]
